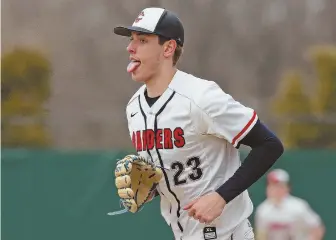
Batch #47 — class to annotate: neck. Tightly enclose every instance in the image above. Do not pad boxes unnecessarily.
[270,194,288,205]
[146,67,177,97]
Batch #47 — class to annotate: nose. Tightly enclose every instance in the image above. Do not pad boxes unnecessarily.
[127,41,136,54]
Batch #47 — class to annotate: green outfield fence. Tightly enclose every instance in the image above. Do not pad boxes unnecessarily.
[1,149,335,240]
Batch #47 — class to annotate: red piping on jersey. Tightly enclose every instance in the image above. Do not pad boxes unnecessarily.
[231,111,257,146]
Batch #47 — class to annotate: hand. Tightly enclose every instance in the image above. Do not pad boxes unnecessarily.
[183,192,226,224]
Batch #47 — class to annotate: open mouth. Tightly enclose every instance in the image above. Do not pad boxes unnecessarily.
[127,59,141,73]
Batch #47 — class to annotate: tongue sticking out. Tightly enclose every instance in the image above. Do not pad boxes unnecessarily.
[127,61,141,73]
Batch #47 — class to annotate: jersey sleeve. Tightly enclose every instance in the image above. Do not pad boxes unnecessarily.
[300,201,322,227]
[198,81,258,147]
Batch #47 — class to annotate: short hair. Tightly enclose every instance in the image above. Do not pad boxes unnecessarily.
[158,36,183,66]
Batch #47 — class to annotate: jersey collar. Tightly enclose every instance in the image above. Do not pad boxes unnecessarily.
[168,69,184,91]
[139,86,174,115]
[139,70,183,115]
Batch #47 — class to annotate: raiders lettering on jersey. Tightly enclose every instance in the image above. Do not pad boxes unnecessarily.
[131,128,185,151]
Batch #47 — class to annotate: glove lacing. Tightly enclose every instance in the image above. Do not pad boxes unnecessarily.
[107,199,145,216]
[108,162,166,216]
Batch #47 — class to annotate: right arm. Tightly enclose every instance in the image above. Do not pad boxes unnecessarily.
[254,206,268,240]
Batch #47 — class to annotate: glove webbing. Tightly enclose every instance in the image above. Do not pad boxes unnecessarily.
[107,199,145,216]
[107,160,166,216]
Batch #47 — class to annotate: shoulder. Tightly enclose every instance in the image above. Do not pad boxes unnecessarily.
[255,200,273,218]
[169,70,228,108]
[256,200,271,212]
[286,195,322,223]
[285,195,311,210]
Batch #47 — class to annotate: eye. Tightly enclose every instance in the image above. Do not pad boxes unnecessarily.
[140,38,147,44]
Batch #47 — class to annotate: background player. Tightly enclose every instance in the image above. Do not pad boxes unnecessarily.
[255,169,325,240]
[114,7,284,240]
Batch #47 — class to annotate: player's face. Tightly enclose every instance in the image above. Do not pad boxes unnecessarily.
[266,182,289,200]
[126,32,164,82]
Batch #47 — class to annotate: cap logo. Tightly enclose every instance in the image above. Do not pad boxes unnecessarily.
[134,11,145,23]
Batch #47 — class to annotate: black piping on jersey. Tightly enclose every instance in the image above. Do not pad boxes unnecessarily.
[138,91,183,233]
[138,96,154,163]
[152,91,184,233]
[139,95,165,198]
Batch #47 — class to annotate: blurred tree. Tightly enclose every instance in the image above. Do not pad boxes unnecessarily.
[272,71,319,148]
[1,48,52,148]
[309,45,336,148]
[272,45,336,149]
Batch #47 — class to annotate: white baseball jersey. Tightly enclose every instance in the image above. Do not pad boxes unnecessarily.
[126,70,258,240]
[255,195,322,240]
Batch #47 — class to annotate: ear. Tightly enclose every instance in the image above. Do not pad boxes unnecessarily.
[163,40,177,58]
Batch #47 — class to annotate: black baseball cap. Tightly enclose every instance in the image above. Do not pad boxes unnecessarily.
[114,7,184,46]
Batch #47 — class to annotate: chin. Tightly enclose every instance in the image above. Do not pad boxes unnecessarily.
[131,74,146,83]
[130,71,149,83]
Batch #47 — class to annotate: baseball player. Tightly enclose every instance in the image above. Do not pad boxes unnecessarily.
[254,169,325,240]
[114,7,284,240]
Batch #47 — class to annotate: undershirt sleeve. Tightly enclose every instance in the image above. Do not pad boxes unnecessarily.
[215,119,284,203]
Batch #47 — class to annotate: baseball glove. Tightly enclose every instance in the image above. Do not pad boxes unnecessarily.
[114,154,163,213]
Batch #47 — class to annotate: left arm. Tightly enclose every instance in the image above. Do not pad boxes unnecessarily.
[184,119,284,223]
[309,226,325,240]
[216,119,284,203]
[302,202,325,240]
